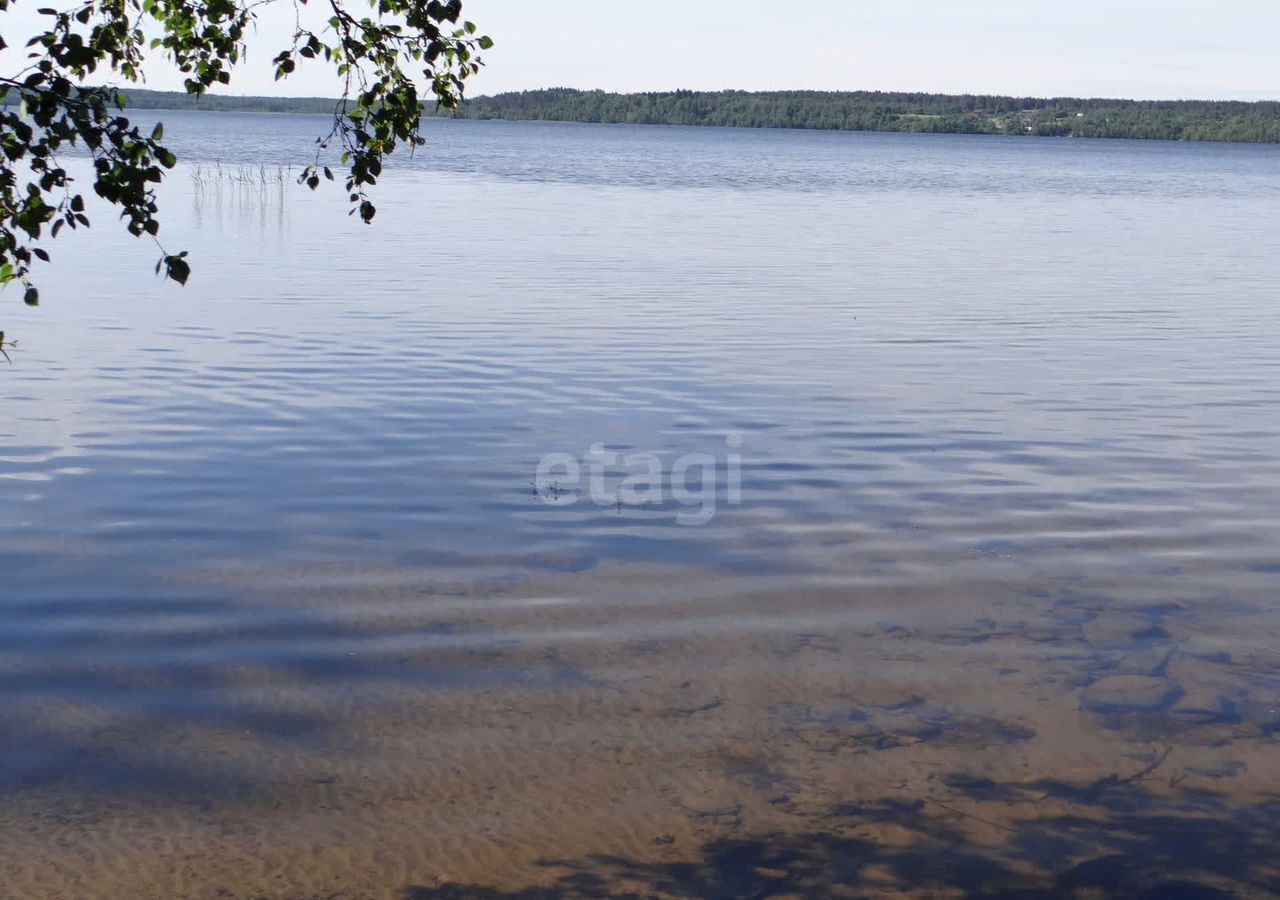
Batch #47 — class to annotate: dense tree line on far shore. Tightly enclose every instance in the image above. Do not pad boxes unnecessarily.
[18,87,1280,144]
[456,88,1280,143]
[35,88,344,115]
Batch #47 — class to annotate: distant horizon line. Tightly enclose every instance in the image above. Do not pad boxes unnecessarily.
[105,85,1280,106]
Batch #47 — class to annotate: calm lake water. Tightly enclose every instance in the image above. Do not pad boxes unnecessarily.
[2,113,1279,898]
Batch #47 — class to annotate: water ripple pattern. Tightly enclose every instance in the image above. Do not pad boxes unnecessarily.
[2,114,1279,898]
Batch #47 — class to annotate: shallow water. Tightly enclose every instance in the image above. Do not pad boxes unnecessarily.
[1,113,1279,897]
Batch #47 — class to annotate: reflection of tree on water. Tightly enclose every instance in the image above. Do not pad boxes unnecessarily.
[0,331,17,364]
[189,162,289,235]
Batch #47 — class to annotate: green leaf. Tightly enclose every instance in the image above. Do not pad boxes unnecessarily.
[164,255,190,285]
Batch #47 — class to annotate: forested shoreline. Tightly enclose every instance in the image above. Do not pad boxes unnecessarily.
[18,87,1280,143]
[52,88,342,115]
[457,89,1280,142]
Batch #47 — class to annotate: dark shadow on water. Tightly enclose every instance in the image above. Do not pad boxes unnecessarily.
[405,779,1280,899]
[0,552,597,801]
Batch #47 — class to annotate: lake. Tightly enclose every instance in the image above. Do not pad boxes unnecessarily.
[2,112,1279,898]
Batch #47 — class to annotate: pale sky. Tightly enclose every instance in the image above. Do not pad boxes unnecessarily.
[3,0,1279,100]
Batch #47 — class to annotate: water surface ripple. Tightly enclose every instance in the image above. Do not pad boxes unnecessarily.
[1,114,1279,898]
